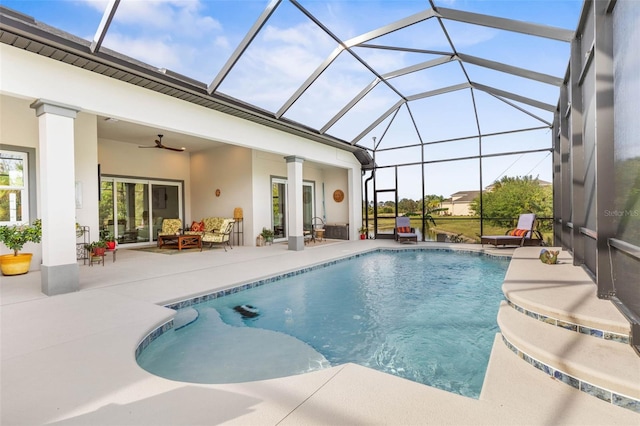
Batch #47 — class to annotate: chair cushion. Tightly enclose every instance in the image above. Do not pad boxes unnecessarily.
[159,219,182,235]
[202,217,225,233]
[398,226,411,233]
[509,228,529,237]
[191,221,205,232]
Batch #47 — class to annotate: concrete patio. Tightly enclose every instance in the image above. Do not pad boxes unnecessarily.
[1,240,638,425]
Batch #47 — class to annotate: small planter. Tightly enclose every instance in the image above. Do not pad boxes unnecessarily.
[0,253,33,276]
[92,247,107,257]
[105,241,116,250]
[360,234,366,240]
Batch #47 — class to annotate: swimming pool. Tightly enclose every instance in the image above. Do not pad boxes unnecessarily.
[137,249,509,398]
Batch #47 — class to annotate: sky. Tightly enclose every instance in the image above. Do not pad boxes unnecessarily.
[1,0,584,200]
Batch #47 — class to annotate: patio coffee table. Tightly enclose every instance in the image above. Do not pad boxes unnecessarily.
[157,234,202,251]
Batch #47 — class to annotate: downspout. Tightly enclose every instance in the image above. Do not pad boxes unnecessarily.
[363,170,374,237]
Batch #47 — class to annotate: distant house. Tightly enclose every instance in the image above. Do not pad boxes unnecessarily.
[442,179,552,216]
[440,190,481,216]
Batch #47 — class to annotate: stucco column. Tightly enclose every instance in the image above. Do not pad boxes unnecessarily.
[31,99,80,295]
[347,167,362,240]
[285,156,304,251]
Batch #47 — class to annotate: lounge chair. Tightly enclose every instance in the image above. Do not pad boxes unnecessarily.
[481,213,541,247]
[395,216,418,243]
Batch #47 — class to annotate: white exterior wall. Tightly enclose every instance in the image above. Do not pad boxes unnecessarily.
[190,145,253,245]
[0,43,363,265]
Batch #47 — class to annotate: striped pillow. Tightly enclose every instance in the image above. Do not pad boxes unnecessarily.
[398,226,411,233]
[510,228,528,237]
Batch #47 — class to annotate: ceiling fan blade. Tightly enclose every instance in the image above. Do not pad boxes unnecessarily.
[140,135,184,152]
[163,146,186,152]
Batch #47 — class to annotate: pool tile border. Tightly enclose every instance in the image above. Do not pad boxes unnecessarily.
[135,319,173,359]
[505,299,630,344]
[501,335,640,414]
[164,247,510,311]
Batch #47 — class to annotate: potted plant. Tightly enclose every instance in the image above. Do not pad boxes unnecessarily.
[102,231,116,250]
[358,225,368,240]
[0,219,42,275]
[260,227,274,244]
[85,240,108,257]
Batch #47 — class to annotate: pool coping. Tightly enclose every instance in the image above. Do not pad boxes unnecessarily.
[135,245,640,417]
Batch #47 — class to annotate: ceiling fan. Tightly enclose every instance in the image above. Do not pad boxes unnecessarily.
[138,134,185,152]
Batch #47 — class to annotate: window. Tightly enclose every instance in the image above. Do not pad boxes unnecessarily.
[0,150,29,224]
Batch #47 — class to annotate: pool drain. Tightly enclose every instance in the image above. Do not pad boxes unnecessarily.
[234,304,259,318]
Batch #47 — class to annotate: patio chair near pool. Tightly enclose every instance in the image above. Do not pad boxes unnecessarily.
[156,219,183,247]
[481,213,541,247]
[202,219,235,251]
[395,216,418,244]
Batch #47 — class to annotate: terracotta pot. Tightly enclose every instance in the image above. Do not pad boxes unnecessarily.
[0,253,33,276]
[92,247,106,256]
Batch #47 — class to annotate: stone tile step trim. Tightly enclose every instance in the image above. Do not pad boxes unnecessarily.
[505,298,630,344]
[497,301,640,401]
[501,335,640,414]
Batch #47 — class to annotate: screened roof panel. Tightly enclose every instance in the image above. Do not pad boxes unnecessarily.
[482,129,552,156]
[0,0,582,166]
[363,16,451,51]
[216,3,339,112]
[424,158,480,198]
[444,21,572,76]
[411,90,479,143]
[464,63,560,106]
[387,61,468,97]
[282,51,380,129]
[297,0,429,42]
[424,138,480,162]
[446,0,581,29]
[373,106,423,150]
[102,1,265,84]
[481,151,553,185]
[350,48,447,76]
[324,83,402,141]
[374,145,423,168]
[473,90,553,134]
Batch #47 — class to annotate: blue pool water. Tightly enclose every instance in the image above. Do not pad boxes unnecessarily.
[138,250,509,398]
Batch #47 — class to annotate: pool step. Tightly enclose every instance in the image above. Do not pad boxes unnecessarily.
[497,301,640,410]
[173,307,199,330]
[502,247,630,338]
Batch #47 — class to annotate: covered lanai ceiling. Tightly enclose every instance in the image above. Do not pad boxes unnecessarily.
[0,0,580,167]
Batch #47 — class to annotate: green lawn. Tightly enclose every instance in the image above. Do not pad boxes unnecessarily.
[367,216,552,244]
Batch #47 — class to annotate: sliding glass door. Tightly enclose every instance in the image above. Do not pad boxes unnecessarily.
[100,177,182,245]
[270,178,315,242]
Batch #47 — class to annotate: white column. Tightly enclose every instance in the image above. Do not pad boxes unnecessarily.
[31,99,80,295]
[285,156,304,251]
[347,167,363,240]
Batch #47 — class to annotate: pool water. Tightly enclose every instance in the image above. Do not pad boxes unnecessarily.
[138,250,509,398]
